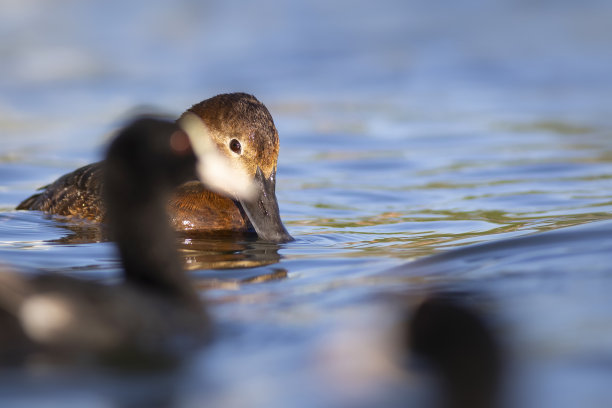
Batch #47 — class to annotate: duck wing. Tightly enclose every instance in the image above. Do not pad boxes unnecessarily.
[16,162,105,222]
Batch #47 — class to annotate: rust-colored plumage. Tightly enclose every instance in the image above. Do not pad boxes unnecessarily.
[168,181,250,231]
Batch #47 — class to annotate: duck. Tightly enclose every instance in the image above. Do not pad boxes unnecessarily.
[0,115,251,365]
[16,93,293,243]
[405,293,503,408]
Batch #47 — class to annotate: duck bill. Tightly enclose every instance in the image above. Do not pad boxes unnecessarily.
[238,167,293,243]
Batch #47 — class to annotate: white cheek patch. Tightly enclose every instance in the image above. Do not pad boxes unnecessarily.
[179,112,255,200]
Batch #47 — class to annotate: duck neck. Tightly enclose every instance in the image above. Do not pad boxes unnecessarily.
[116,191,199,305]
[104,135,200,308]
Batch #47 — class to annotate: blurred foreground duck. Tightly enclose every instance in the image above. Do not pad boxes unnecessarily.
[406,294,503,408]
[0,115,252,365]
[17,93,292,243]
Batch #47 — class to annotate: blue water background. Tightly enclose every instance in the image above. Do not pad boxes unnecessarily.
[1,1,612,407]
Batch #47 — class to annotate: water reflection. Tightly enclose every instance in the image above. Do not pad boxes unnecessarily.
[49,217,109,244]
[32,216,285,273]
[195,268,288,291]
[178,233,283,271]
[385,219,612,281]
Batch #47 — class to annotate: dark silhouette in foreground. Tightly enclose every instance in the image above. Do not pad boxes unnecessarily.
[406,294,503,408]
[0,117,245,367]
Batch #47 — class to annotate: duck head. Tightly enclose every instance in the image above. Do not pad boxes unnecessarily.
[179,93,293,243]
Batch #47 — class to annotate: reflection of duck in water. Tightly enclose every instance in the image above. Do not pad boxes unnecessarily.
[0,116,250,365]
[406,294,503,408]
[17,93,292,243]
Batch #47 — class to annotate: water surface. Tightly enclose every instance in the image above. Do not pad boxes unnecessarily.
[1,1,612,407]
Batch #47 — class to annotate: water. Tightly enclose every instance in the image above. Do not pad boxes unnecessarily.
[1,0,612,407]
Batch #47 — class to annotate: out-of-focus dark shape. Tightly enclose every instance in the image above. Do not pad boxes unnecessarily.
[0,117,227,367]
[407,294,503,408]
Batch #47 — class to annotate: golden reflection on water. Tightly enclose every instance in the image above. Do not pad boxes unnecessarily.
[288,209,612,260]
[195,269,288,291]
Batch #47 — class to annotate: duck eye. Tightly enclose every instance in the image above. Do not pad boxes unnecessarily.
[229,139,241,154]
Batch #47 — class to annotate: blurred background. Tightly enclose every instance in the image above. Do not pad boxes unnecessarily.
[3,0,612,133]
[1,0,612,407]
